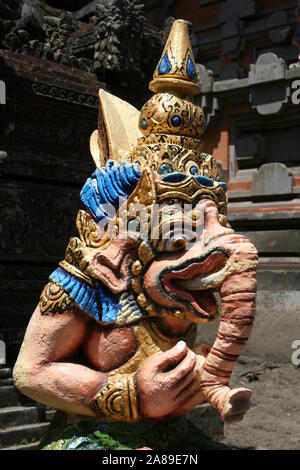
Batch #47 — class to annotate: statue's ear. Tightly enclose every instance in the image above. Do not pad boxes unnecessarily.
[90,89,142,168]
[90,234,139,294]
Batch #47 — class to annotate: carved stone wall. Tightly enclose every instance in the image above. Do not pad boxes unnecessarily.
[0,2,167,363]
[174,0,298,80]
[0,47,103,363]
[0,1,164,108]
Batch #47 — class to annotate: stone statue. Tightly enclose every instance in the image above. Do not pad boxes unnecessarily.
[13,20,258,450]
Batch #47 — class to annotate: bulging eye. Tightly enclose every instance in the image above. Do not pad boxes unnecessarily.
[170,238,186,250]
[163,234,189,252]
[189,166,199,175]
[158,162,173,175]
[185,160,200,176]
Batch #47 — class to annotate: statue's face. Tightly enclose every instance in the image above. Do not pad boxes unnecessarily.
[135,198,233,324]
[78,159,230,326]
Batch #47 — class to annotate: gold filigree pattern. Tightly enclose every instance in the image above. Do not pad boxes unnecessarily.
[95,374,139,422]
[149,20,200,96]
[39,281,74,315]
[130,142,213,177]
[137,134,205,151]
[64,237,98,279]
[58,260,94,287]
[156,176,227,208]
[76,210,102,248]
[138,93,205,139]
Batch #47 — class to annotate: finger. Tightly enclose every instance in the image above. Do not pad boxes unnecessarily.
[172,366,195,395]
[169,389,204,418]
[175,384,203,411]
[154,341,189,373]
[165,349,196,385]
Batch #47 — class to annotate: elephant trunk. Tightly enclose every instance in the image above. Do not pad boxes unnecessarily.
[200,236,258,423]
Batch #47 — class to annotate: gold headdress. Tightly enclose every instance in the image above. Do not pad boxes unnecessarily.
[40,19,229,325]
[87,19,228,237]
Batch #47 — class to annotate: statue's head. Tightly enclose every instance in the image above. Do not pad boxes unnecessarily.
[50,20,235,327]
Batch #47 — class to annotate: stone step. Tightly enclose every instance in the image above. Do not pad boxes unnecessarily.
[0,406,40,428]
[46,409,56,422]
[0,378,14,386]
[0,422,49,448]
[0,368,12,380]
[2,441,41,450]
[0,386,21,407]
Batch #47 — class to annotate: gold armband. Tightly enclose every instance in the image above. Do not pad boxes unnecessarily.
[95,374,139,422]
[39,281,74,315]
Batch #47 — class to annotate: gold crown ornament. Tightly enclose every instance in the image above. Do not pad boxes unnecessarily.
[86,18,229,248]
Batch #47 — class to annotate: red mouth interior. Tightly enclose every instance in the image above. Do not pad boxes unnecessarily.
[162,251,227,319]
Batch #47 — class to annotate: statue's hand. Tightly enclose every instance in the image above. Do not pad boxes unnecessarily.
[135,341,197,420]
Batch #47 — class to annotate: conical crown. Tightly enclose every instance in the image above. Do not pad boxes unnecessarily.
[149,19,200,96]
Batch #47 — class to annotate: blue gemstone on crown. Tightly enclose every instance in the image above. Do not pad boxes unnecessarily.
[140,118,147,130]
[187,55,196,79]
[158,163,173,175]
[190,166,199,175]
[171,115,182,127]
[158,53,172,75]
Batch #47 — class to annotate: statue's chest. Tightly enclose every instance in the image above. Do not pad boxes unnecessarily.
[82,326,138,372]
[82,320,197,375]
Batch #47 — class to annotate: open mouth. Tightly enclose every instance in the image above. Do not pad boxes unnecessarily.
[161,250,228,320]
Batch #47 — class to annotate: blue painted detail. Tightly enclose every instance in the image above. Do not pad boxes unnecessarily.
[49,267,99,320]
[80,160,141,223]
[96,283,122,324]
[195,175,215,187]
[158,163,173,175]
[220,182,228,192]
[161,172,188,183]
[187,56,196,79]
[158,53,172,75]
[49,267,124,324]
[189,166,199,175]
[171,115,182,127]
[140,118,147,130]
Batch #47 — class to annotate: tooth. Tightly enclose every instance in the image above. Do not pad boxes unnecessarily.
[176,265,228,290]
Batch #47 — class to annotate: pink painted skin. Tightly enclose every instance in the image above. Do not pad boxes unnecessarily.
[143,200,258,423]
[14,307,201,421]
[14,199,258,434]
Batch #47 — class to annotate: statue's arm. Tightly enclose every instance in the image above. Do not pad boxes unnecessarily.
[13,305,108,418]
[13,305,206,421]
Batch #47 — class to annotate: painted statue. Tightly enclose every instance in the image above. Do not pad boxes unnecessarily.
[13,20,258,451]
